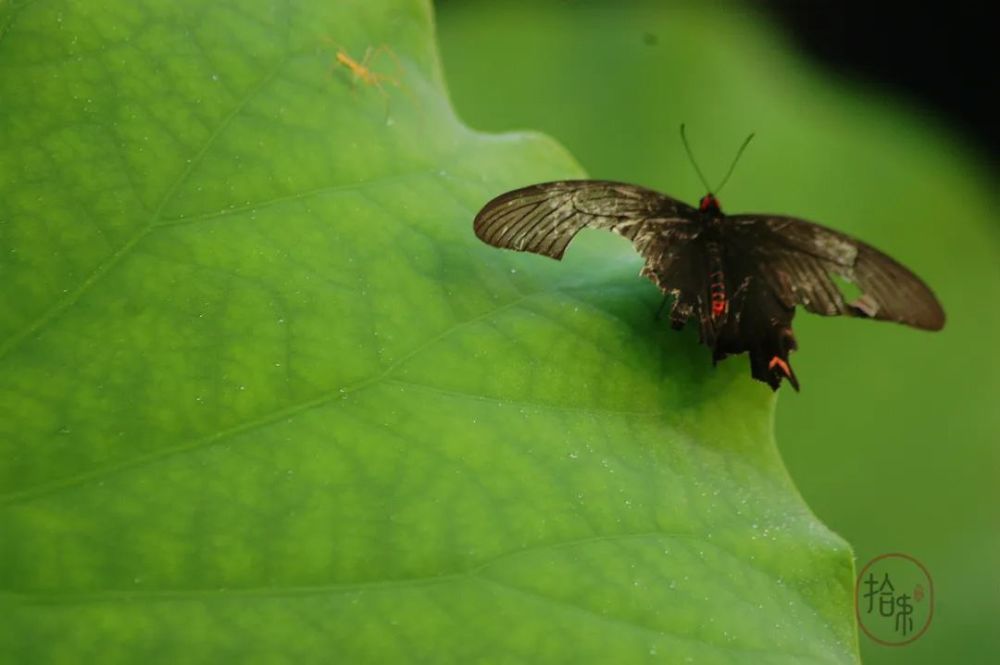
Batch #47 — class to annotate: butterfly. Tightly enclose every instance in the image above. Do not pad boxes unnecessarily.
[472,128,945,391]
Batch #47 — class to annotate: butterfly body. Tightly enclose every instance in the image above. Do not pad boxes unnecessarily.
[473,180,944,391]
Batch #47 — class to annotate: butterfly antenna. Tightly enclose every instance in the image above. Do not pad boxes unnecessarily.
[714,131,755,194]
[680,124,712,193]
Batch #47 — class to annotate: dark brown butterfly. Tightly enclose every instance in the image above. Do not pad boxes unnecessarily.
[473,128,945,391]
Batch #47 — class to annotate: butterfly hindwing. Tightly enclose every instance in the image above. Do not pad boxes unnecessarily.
[711,269,800,390]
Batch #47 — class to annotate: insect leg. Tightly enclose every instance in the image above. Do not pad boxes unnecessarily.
[372,44,403,88]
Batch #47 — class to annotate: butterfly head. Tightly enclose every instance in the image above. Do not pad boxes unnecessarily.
[680,125,753,217]
[699,193,722,214]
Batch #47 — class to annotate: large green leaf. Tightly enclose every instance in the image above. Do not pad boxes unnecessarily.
[1,0,857,662]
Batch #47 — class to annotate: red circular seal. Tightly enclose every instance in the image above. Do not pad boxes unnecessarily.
[855,553,934,646]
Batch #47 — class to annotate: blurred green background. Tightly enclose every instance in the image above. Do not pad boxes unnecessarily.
[436,1,1000,663]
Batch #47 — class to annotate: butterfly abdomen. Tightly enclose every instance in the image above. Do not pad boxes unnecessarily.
[706,240,727,321]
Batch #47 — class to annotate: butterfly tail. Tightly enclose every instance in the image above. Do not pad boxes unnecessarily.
[749,327,799,391]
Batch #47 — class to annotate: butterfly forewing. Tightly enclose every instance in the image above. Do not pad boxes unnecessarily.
[473,180,698,260]
[725,215,945,331]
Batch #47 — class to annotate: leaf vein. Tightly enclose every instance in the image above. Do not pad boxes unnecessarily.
[0,288,564,505]
[0,58,287,363]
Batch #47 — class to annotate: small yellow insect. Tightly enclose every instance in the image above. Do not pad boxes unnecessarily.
[331,44,402,99]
